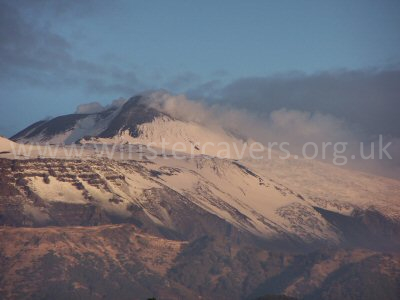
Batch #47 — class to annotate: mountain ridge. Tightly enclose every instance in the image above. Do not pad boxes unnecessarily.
[11,92,173,145]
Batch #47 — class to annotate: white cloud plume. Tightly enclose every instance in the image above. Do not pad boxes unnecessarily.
[144,91,399,179]
[75,102,105,114]
[75,97,127,114]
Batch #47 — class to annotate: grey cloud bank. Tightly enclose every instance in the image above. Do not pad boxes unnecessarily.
[0,1,144,92]
[213,69,400,137]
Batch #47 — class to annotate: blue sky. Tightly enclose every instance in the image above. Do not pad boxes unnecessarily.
[1,0,400,136]
[67,0,400,75]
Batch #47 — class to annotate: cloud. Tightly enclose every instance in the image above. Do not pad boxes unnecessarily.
[215,68,400,137]
[75,102,105,114]
[145,91,357,147]
[186,79,224,99]
[144,91,399,179]
[173,68,400,178]
[110,98,127,108]
[0,2,71,78]
[0,1,142,96]
[75,97,127,114]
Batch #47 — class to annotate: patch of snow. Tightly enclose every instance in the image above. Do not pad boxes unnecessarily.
[28,176,87,204]
[0,136,16,152]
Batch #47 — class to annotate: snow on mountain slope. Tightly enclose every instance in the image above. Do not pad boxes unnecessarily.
[84,115,247,158]
[148,156,340,242]
[11,105,123,145]
[4,151,399,248]
[243,155,400,220]
[2,156,339,244]
[29,176,88,204]
[3,137,398,239]
[0,136,16,152]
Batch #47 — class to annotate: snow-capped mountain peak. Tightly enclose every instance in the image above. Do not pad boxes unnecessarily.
[11,93,166,144]
[11,92,247,157]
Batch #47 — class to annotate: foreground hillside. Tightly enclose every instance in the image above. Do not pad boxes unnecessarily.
[1,225,399,300]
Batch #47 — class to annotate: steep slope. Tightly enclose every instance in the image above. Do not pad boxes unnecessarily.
[11,107,121,144]
[244,155,400,220]
[84,115,246,157]
[1,156,399,251]
[11,92,247,157]
[0,136,16,152]
[96,95,164,138]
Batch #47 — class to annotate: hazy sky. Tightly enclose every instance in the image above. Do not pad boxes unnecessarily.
[0,0,400,137]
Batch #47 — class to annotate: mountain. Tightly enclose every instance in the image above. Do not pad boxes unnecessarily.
[11,92,245,157]
[1,146,399,250]
[11,100,127,144]
[1,91,400,299]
